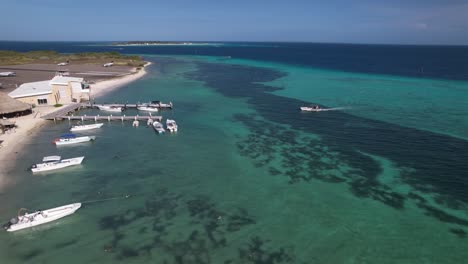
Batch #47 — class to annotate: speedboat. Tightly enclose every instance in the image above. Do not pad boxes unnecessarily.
[54,134,96,146]
[70,123,104,132]
[138,105,159,112]
[151,101,173,108]
[31,156,84,173]
[152,121,165,134]
[300,105,324,112]
[166,119,178,133]
[97,105,123,112]
[3,203,81,232]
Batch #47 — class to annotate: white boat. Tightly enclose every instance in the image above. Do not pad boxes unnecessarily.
[31,156,84,173]
[152,121,165,134]
[54,134,96,146]
[300,105,325,112]
[97,105,123,112]
[3,203,81,232]
[70,123,104,132]
[138,105,159,112]
[150,101,173,108]
[166,119,178,133]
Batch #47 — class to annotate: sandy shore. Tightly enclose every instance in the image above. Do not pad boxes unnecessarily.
[0,62,151,191]
[91,62,151,98]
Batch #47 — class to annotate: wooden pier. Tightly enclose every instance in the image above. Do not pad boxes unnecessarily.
[41,101,172,121]
[88,102,173,109]
[41,103,84,120]
[55,114,162,122]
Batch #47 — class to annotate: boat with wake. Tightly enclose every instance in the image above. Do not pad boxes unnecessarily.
[300,105,325,112]
[97,105,123,112]
[152,121,166,134]
[54,134,96,146]
[70,123,104,132]
[3,203,81,232]
[31,156,84,173]
[166,119,178,133]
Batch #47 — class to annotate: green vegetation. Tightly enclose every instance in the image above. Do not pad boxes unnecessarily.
[0,50,145,66]
[54,104,63,107]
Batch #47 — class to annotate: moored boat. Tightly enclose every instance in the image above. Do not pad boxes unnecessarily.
[3,203,81,232]
[70,123,104,132]
[137,105,159,112]
[31,156,84,173]
[97,105,123,112]
[151,101,173,108]
[152,121,165,134]
[54,134,96,146]
[166,119,178,133]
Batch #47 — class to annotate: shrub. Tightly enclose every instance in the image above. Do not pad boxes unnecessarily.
[54,104,63,107]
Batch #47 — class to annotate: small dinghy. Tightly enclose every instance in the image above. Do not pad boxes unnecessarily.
[97,105,123,112]
[152,121,165,134]
[70,123,104,132]
[31,156,84,173]
[54,134,96,146]
[3,203,81,232]
[138,105,159,112]
[166,119,178,133]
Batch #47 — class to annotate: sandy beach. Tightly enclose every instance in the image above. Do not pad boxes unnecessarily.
[0,62,151,191]
[90,62,151,98]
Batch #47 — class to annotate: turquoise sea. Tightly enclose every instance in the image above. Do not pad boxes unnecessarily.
[1,43,468,263]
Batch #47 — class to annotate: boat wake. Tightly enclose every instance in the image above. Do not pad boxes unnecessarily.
[318,107,349,111]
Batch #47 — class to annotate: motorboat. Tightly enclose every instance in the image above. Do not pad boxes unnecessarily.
[152,121,165,134]
[31,156,84,173]
[166,119,178,133]
[70,123,104,132]
[150,101,173,108]
[3,203,81,232]
[137,105,159,112]
[300,105,325,112]
[97,105,123,112]
[54,134,96,146]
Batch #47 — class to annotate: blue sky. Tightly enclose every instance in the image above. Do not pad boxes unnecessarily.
[1,0,468,45]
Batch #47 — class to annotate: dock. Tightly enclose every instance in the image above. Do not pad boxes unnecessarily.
[41,103,84,120]
[54,114,162,122]
[41,101,172,121]
[89,102,173,109]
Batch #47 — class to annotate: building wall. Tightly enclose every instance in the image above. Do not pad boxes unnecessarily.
[51,84,72,104]
[15,93,55,106]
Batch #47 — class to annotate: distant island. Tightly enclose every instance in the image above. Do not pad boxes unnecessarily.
[111,41,222,46]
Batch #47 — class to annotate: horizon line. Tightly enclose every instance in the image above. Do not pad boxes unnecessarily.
[0,40,467,47]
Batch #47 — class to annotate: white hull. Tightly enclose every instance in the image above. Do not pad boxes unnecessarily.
[152,121,165,134]
[138,106,159,112]
[70,123,104,131]
[300,107,324,112]
[55,136,95,146]
[300,106,345,112]
[166,119,178,133]
[97,105,123,112]
[31,157,84,173]
[6,203,81,232]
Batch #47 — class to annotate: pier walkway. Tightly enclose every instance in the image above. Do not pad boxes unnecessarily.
[41,101,171,121]
[41,103,84,120]
[55,114,162,122]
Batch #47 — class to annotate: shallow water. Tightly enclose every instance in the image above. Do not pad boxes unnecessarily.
[0,55,467,263]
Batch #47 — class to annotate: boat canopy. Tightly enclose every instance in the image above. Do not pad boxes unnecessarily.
[43,156,61,162]
[60,134,76,138]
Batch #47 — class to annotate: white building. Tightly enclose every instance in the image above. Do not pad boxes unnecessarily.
[8,76,90,106]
